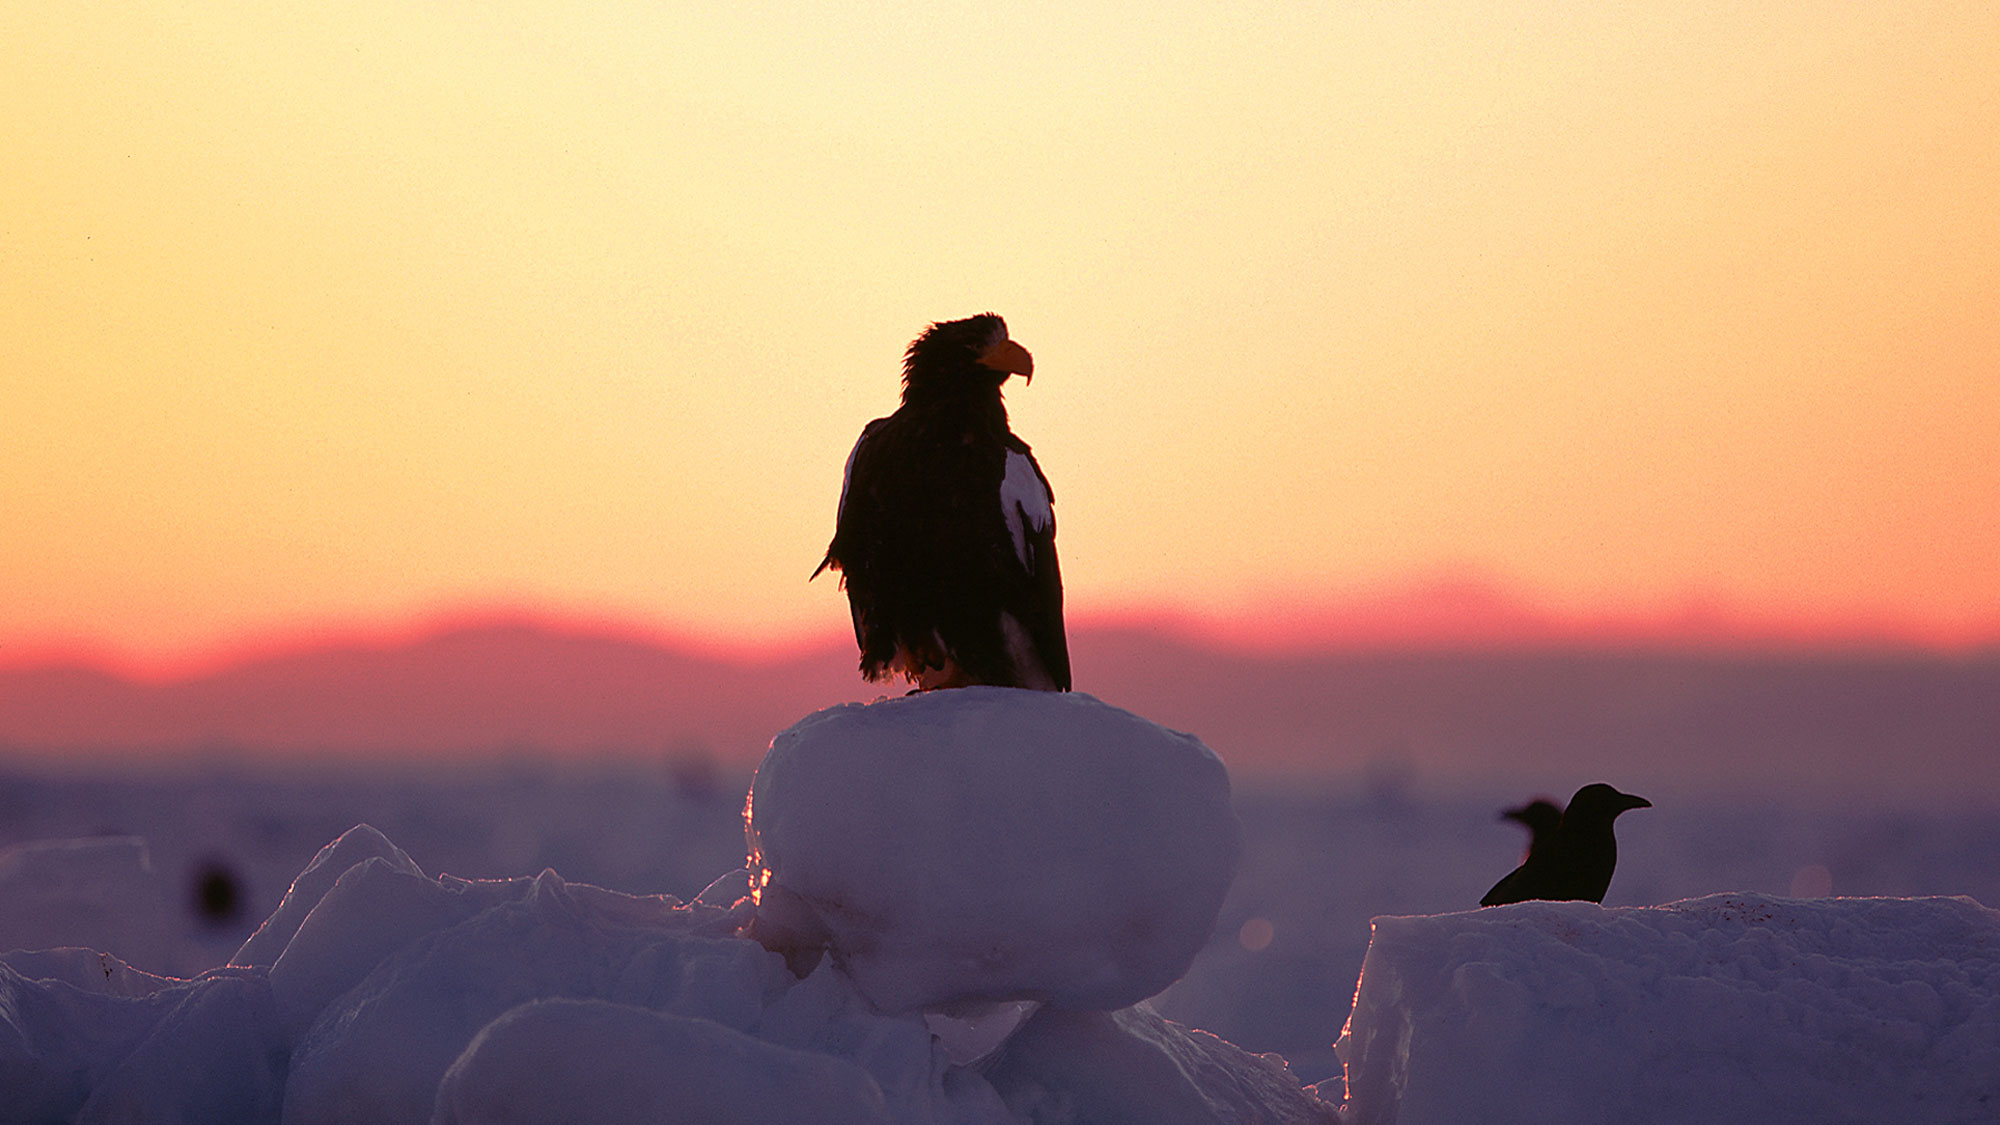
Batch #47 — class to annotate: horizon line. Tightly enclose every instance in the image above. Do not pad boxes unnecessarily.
[5,589,1996,685]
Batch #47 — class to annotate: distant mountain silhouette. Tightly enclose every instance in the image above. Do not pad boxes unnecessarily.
[0,622,873,763]
[3,619,1997,800]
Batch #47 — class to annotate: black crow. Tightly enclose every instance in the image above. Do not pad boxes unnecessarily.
[1481,783,1651,906]
[814,313,1069,691]
[1501,797,1562,861]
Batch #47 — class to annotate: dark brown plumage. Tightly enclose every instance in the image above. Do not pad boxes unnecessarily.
[813,313,1069,691]
[1481,784,1651,907]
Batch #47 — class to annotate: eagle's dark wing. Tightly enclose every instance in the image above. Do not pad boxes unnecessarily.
[815,417,895,664]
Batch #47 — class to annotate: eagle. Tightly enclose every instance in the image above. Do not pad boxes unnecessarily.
[813,313,1070,692]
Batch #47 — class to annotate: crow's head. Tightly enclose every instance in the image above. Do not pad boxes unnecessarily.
[1562,783,1652,828]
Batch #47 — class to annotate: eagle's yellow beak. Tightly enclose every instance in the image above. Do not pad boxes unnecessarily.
[978,338,1034,382]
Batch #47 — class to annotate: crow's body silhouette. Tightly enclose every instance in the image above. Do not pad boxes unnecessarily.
[1481,784,1651,906]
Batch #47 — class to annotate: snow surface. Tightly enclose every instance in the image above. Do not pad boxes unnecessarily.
[1333,893,2000,1124]
[7,687,2000,1121]
[11,760,2000,1091]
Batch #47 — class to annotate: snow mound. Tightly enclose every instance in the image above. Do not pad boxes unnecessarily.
[231,822,421,970]
[987,1003,1330,1124]
[276,865,786,1122]
[747,688,1241,1013]
[433,998,892,1125]
[1334,892,2000,1124]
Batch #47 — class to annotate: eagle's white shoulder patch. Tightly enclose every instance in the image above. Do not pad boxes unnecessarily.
[1000,450,1052,569]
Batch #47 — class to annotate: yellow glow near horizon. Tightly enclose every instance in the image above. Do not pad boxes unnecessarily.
[5,2,1998,667]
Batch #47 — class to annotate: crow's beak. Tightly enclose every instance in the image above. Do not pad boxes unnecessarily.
[1624,794,1653,811]
[979,338,1034,383]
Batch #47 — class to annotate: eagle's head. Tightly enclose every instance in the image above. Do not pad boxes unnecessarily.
[902,313,1034,400]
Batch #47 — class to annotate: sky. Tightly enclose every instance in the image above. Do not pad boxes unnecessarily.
[6,2,1998,675]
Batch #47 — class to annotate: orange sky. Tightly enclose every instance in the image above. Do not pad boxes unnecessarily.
[6,2,1998,674]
